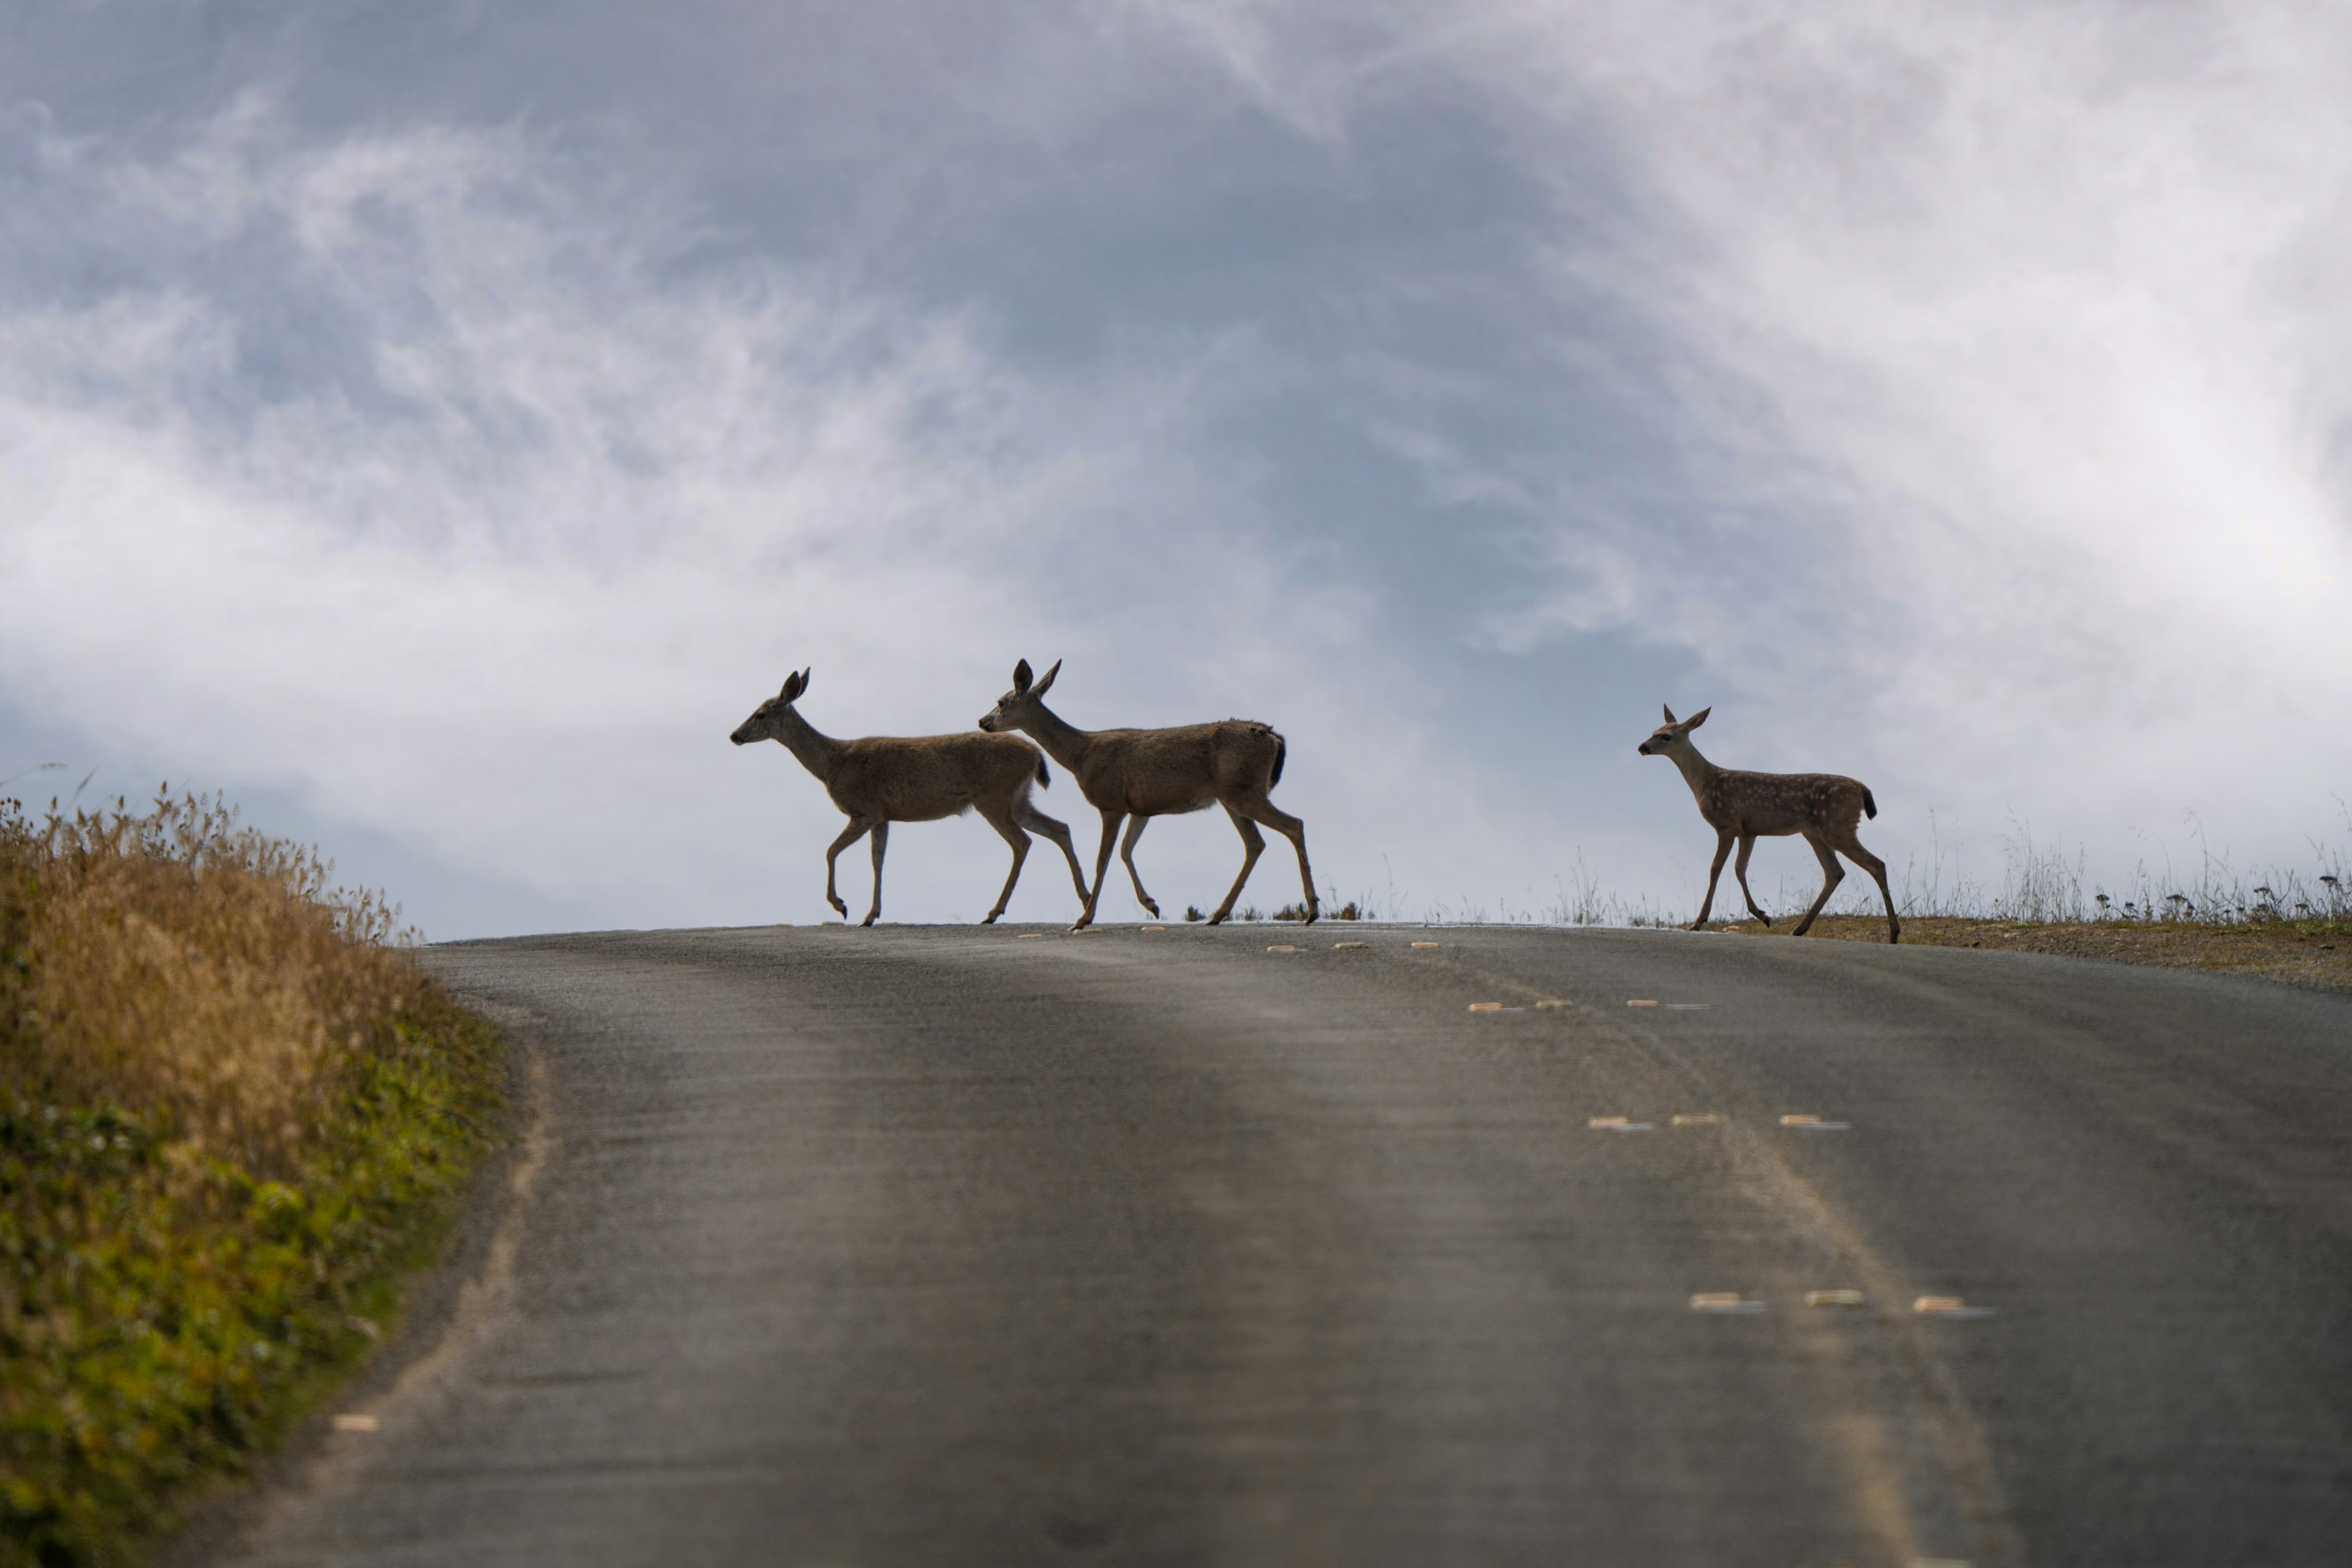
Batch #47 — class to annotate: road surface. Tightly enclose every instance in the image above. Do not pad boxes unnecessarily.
[198,925,2352,1566]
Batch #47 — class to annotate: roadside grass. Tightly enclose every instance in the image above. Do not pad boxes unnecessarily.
[1701,812,2352,988]
[1720,912,2352,991]
[1,790,503,1568]
[1397,818,2352,992]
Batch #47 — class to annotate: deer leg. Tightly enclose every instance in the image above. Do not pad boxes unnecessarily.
[1074,812,1124,931]
[1017,799,1090,908]
[1119,815,1161,918]
[861,821,891,927]
[975,802,1030,925]
[1691,830,1734,928]
[1790,829,1844,937]
[823,818,873,918]
[1838,830,1900,944]
[1232,792,1316,923]
[1734,832,1771,925]
[1208,808,1266,924]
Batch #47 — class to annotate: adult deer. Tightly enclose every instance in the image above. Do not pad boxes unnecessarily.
[978,658,1315,930]
[1638,705,1899,943]
[730,669,1089,926]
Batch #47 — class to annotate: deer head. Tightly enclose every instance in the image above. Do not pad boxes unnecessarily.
[977,657,1060,732]
[1636,703,1710,757]
[731,668,810,745]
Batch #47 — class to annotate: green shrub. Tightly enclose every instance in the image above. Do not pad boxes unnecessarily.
[0,792,502,1567]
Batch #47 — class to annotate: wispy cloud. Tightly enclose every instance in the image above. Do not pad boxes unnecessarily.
[1144,0,2352,845]
[6,4,2348,933]
[0,97,1106,924]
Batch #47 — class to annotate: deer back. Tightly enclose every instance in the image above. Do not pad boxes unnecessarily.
[828,732,1042,823]
[1075,721,1283,815]
[1705,769,1873,837]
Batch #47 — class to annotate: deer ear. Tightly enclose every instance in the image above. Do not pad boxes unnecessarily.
[1685,706,1710,729]
[1662,704,1678,725]
[780,669,806,702]
[1012,658,1033,692]
[1034,658,1061,697]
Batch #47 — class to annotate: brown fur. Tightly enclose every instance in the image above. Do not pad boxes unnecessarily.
[732,669,1088,926]
[980,659,1315,930]
[1638,704,1899,943]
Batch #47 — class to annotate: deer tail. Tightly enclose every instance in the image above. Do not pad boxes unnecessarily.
[1271,735,1287,788]
[1035,754,1053,789]
[1862,787,1878,819]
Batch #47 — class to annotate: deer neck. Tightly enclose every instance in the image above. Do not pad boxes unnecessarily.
[1016,700,1093,772]
[773,706,846,781]
[1668,741,1724,810]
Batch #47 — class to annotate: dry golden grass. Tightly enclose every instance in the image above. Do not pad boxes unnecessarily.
[2,788,502,1565]
[1717,913,2352,991]
[1,790,433,1172]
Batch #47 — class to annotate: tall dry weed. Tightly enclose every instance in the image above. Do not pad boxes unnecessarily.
[0,789,428,1170]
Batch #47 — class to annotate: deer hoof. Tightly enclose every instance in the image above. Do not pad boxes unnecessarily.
[1143,900,1161,918]
[861,914,879,928]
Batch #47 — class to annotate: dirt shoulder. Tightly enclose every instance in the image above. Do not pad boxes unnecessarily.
[1715,913,2352,993]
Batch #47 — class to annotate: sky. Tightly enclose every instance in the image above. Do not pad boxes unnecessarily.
[4,0,2348,937]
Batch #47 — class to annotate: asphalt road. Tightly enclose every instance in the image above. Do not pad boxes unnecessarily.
[203,925,2352,1567]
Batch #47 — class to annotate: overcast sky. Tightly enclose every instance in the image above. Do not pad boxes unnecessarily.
[4,1,2348,937]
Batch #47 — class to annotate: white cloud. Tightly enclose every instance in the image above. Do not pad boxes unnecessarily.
[1145,0,2352,876]
[0,92,1605,932]
[12,7,2351,936]
[0,106,1111,928]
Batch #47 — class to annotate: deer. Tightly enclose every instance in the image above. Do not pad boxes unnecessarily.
[978,658,1316,931]
[1638,705,1900,943]
[730,669,1089,927]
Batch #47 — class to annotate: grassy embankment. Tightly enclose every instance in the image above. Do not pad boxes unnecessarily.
[1,791,503,1568]
[1403,828,2352,991]
[1724,911,2352,990]
[1706,828,2352,990]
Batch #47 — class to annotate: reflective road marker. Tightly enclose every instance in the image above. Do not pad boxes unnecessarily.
[1779,1113,1853,1131]
[1804,1289,1867,1309]
[1689,1292,1766,1314]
